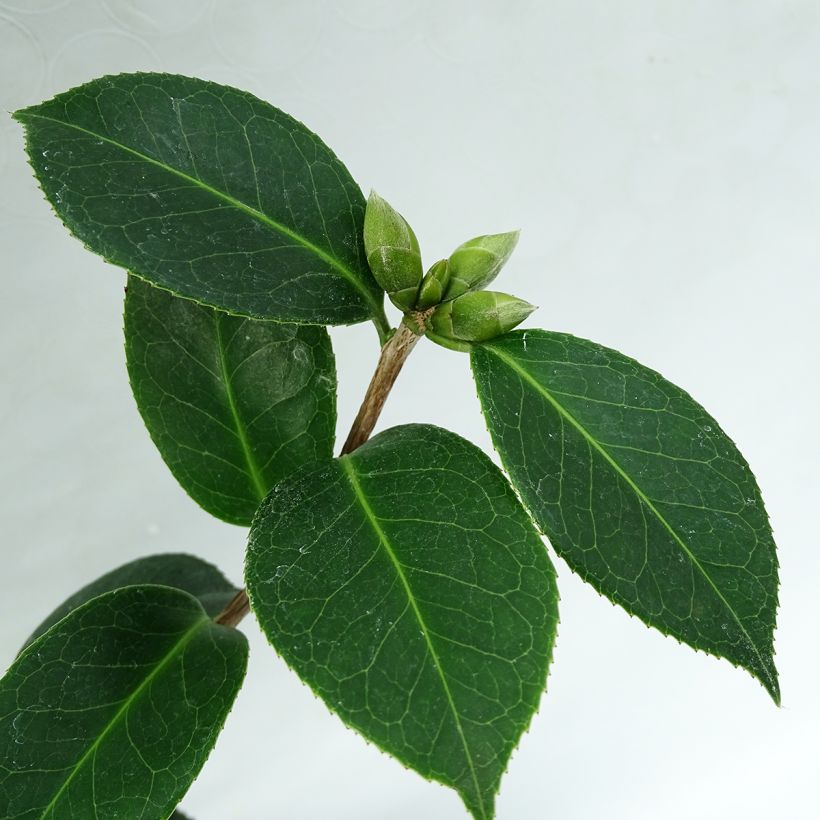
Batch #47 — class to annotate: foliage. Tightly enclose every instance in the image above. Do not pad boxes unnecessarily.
[3,73,779,819]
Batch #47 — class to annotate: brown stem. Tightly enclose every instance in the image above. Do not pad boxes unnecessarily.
[340,322,420,455]
[215,320,421,629]
[215,588,250,628]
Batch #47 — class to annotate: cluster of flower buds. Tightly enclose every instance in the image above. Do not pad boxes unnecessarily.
[363,191,535,344]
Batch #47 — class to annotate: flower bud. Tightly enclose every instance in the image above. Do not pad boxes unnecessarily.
[429,290,535,342]
[415,259,451,309]
[364,191,423,311]
[445,230,519,299]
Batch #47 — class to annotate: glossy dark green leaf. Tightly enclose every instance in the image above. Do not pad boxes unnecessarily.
[124,277,337,525]
[471,330,779,702]
[14,72,387,329]
[25,552,238,649]
[0,585,248,819]
[247,424,558,820]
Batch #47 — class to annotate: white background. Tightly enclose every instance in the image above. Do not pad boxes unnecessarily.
[1,2,818,818]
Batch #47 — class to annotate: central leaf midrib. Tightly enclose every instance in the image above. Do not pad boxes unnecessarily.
[340,457,486,819]
[214,314,267,502]
[16,110,378,313]
[37,612,208,818]
[482,343,773,690]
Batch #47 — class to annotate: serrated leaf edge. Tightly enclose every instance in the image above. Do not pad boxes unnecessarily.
[469,335,780,705]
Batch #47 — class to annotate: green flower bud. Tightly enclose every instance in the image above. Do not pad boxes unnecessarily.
[429,290,535,342]
[415,259,451,309]
[445,230,519,299]
[364,191,423,311]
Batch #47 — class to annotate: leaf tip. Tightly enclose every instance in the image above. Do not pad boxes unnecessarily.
[11,101,41,123]
[760,667,781,707]
[461,790,497,820]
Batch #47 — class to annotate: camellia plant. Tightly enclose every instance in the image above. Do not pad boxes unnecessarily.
[2,73,779,820]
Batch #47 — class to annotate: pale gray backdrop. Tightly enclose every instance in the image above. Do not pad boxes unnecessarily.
[1,2,817,818]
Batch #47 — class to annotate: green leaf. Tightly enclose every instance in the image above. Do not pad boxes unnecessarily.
[14,72,387,329]
[24,552,238,649]
[471,330,779,702]
[0,585,248,819]
[124,276,337,525]
[247,424,558,820]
